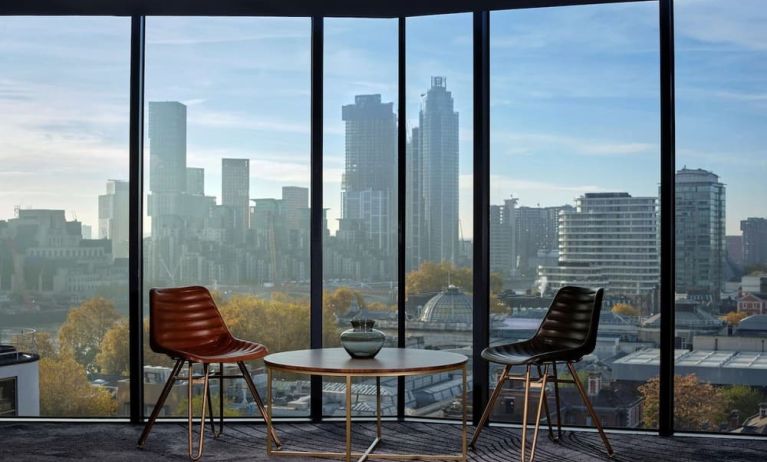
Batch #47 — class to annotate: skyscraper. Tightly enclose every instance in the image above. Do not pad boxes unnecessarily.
[419,77,459,263]
[539,193,659,294]
[186,167,205,195]
[741,217,767,268]
[148,102,187,194]
[98,179,129,259]
[489,198,517,276]
[406,126,425,272]
[281,186,309,231]
[339,94,397,256]
[222,158,250,240]
[675,167,726,300]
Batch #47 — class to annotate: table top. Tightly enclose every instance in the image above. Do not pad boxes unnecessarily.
[263,348,468,377]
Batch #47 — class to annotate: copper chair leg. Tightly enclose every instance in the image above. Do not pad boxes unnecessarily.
[138,359,184,448]
[470,364,510,449]
[188,362,211,462]
[536,364,555,443]
[567,362,614,457]
[520,365,532,462]
[529,364,550,462]
[237,361,281,447]
[551,362,563,441]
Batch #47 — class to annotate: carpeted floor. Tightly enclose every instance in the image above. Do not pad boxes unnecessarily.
[0,421,765,461]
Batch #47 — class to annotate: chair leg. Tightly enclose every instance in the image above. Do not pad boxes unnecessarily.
[520,365,532,462]
[138,359,184,448]
[469,365,510,449]
[206,383,219,438]
[536,365,555,443]
[551,362,563,441]
[237,361,282,447]
[188,362,211,462]
[567,362,614,457]
[219,362,224,435]
[528,365,549,462]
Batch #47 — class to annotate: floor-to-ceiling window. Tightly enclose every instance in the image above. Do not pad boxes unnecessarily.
[142,17,311,418]
[405,12,474,419]
[0,16,131,416]
[489,2,660,430]
[322,18,399,417]
[674,0,767,434]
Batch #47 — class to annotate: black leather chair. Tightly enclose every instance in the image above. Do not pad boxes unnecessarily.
[470,286,613,462]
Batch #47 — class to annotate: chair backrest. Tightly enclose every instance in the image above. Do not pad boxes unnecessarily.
[532,286,604,358]
[149,286,232,357]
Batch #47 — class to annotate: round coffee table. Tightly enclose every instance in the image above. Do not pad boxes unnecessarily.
[263,347,468,462]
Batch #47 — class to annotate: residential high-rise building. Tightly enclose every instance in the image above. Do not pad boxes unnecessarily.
[675,168,726,300]
[98,179,129,259]
[148,102,187,194]
[490,198,517,276]
[281,186,309,231]
[186,167,205,195]
[514,204,567,275]
[419,77,459,264]
[339,94,396,257]
[222,158,250,240]
[539,193,659,294]
[741,217,767,268]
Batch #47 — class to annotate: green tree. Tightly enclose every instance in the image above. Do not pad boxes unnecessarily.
[39,352,117,416]
[58,297,121,373]
[638,374,729,430]
[722,385,765,423]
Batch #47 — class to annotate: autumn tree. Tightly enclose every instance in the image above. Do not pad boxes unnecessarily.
[323,287,366,317]
[39,352,117,416]
[406,261,507,314]
[722,311,749,326]
[58,297,122,373]
[11,330,56,359]
[95,319,130,376]
[612,303,640,317]
[638,374,729,430]
[219,293,339,354]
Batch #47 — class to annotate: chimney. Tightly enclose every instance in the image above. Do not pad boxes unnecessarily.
[760,403,767,419]
[587,373,601,398]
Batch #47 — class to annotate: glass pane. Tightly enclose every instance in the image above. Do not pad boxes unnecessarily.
[322,18,399,417]
[405,13,473,419]
[674,0,767,433]
[0,17,130,417]
[143,17,311,418]
[490,2,660,430]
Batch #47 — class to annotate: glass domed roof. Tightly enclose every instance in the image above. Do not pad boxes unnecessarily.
[419,285,472,324]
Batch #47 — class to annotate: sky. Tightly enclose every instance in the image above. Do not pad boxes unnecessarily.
[0,0,766,237]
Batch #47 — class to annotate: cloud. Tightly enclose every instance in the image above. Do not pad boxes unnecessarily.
[493,131,656,158]
[675,0,767,51]
[190,109,310,135]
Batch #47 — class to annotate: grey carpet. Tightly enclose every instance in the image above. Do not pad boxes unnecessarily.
[0,421,765,461]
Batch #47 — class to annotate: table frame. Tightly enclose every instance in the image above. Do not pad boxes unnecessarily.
[265,356,468,462]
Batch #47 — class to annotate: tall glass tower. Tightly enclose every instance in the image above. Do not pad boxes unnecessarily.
[419,77,459,264]
[675,167,726,301]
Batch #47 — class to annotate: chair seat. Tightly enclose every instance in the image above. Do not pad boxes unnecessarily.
[170,336,268,363]
[482,340,579,366]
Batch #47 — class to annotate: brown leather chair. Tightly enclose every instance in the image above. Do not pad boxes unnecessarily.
[137,286,281,460]
[470,286,613,462]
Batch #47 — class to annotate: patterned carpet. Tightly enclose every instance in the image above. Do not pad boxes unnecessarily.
[0,421,765,461]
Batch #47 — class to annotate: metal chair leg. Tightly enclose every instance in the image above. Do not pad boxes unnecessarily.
[138,359,184,448]
[551,362,563,440]
[567,362,614,457]
[188,363,211,461]
[528,365,550,462]
[536,365,555,443]
[520,365,532,462]
[237,362,282,447]
[470,365,510,449]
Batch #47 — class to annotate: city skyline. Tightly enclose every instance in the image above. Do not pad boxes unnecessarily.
[2,4,765,237]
